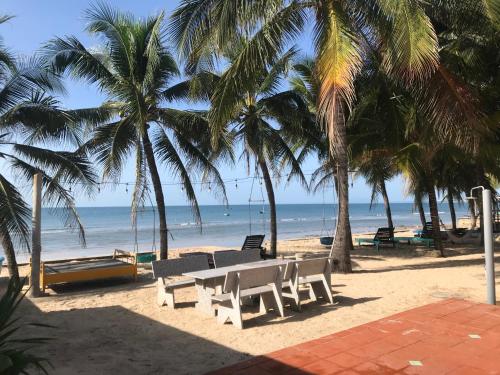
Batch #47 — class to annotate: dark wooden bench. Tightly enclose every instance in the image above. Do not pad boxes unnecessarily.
[241,234,266,258]
[213,249,262,268]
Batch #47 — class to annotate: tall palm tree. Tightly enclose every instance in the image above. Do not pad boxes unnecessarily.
[44,4,227,259]
[205,40,309,258]
[396,142,446,255]
[0,69,99,281]
[348,65,405,230]
[425,1,500,236]
[170,0,450,272]
[0,15,106,282]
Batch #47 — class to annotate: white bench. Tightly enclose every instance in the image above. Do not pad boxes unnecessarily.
[211,265,284,329]
[283,257,333,310]
[213,248,261,268]
[152,255,209,308]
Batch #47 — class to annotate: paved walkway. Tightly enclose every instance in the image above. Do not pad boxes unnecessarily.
[208,299,500,374]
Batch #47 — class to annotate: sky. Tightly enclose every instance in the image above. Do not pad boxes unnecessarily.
[1,0,413,207]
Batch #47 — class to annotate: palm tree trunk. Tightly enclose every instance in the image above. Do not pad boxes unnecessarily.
[380,180,394,228]
[424,172,444,256]
[258,159,277,258]
[447,189,457,230]
[1,231,20,283]
[416,195,426,228]
[142,129,169,260]
[329,119,353,273]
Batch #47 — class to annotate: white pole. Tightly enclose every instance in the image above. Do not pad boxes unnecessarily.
[482,189,496,305]
[30,173,42,297]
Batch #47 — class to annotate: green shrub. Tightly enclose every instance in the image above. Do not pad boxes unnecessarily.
[0,278,52,374]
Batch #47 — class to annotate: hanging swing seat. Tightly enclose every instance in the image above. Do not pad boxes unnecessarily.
[320,236,334,246]
[136,252,156,264]
[38,250,137,292]
[319,183,337,248]
[133,251,157,264]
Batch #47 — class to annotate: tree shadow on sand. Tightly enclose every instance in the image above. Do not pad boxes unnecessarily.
[355,255,500,274]
[14,296,326,375]
[8,279,379,375]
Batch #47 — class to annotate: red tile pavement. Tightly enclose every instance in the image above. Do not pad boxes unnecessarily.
[207,299,500,374]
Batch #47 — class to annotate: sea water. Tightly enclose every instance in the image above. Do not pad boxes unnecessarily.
[5,203,469,262]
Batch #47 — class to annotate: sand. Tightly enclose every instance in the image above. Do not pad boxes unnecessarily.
[5,227,499,375]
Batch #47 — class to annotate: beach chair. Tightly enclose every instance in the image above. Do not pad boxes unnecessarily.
[152,255,209,308]
[241,234,266,258]
[213,248,261,268]
[355,227,395,251]
[412,221,450,247]
[282,257,333,311]
[211,265,284,329]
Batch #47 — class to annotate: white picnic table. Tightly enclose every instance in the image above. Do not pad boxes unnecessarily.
[183,258,292,315]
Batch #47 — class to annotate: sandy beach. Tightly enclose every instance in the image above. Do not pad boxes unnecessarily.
[2,226,496,375]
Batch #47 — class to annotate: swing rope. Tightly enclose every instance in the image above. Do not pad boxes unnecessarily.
[248,166,266,235]
[320,187,328,237]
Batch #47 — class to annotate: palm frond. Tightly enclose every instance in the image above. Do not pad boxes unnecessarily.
[153,128,202,226]
[130,144,148,230]
[0,174,30,251]
[88,119,137,182]
[208,3,306,145]
[11,144,97,187]
[376,0,439,82]
[43,36,117,92]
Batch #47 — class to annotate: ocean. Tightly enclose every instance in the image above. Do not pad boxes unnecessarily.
[6,203,469,262]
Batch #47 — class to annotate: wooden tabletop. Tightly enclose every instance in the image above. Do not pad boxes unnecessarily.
[183,259,292,280]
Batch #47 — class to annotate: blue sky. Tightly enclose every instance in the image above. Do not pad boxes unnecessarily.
[1,0,412,207]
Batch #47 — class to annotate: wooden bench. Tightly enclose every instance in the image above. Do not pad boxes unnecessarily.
[152,255,209,308]
[211,265,284,329]
[283,257,333,311]
[213,248,261,268]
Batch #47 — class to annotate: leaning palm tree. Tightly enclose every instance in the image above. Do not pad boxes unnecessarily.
[0,75,99,281]
[170,0,451,272]
[206,40,309,258]
[1,15,104,281]
[44,4,227,259]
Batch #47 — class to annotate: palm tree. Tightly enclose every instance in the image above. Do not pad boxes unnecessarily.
[425,2,500,235]
[0,73,99,281]
[170,0,448,272]
[347,65,405,230]
[205,40,309,258]
[44,4,227,259]
[354,153,397,228]
[1,16,104,282]
[397,146,446,255]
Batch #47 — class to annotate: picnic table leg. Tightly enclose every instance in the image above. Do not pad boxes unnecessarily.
[194,279,216,316]
[309,281,331,302]
[260,292,275,314]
